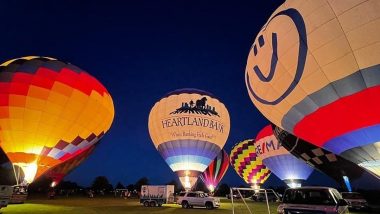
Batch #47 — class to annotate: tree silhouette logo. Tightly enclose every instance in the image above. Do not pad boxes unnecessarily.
[170,97,220,117]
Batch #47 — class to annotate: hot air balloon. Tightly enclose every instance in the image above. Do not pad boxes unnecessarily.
[245,0,380,177]
[199,149,229,192]
[230,139,270,189]
[255,125,313,188]
[44,145,96,187]
[148,89,230,190]
[272,125,378,190]
[0,56,114,184]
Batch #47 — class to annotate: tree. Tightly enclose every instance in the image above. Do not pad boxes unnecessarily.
[126,184,135,192]
[58,181,80,190]
[115,182,125,189]
[134,177,149,191]
[91,176,113,192]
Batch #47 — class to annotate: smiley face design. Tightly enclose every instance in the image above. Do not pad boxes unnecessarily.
[246,8,308,105]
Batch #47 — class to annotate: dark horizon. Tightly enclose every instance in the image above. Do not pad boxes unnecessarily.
[1,0,380,191]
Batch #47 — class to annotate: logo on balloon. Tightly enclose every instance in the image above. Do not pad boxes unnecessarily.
[170,97,220,117]
[246,8,308,105]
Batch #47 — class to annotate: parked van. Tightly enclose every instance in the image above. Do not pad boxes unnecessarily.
[277,187,349,214]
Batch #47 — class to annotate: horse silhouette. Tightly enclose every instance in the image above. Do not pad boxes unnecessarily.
[196,97,207,109]
[170,97,219,117]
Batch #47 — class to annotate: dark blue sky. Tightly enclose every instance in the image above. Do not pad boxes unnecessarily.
[1,0,379,190]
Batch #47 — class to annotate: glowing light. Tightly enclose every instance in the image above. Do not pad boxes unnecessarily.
[251,184,259,190]
[15,162,38,183]
[208,185,215,192]
[287,182,301,188]
[184,175,191,190]
[51,182,56,188]
[343,176,352,192]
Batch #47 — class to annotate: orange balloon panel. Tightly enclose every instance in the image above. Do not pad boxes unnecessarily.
[0,56,114,183]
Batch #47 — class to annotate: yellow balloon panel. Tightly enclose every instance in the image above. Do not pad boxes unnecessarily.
[149,92,230,148]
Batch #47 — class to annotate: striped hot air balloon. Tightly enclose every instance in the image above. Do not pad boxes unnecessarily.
[0,56,114,184]
[245,0,380,177]
[230,139,270,189]
[199,149,229,192]
[255,125,313,187]
[148,89,230,190]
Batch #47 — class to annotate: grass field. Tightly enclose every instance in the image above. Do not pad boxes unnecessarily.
[0,197,374,214]
[1,197,278,214]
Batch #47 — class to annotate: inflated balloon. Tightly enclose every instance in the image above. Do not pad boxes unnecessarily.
[245,0,380,176]
[148,89,230,190]
[230,139,270,189]
[44,145,96,187]
[0,56,114,183]
[255,125,313,187]
[199,149,229,192]
[272,125,379,189]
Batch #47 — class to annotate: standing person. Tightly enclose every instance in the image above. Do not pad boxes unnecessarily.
[48,188,55,199]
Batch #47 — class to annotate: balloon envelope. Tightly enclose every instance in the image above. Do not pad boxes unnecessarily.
[255,125,313,187]
[0,56,114,183]
[245,0,380,177]
[230,139,270,189]
[148,89,230,190]
[44,145,96,187]
[272,125,379,188]
[199,149,229,192]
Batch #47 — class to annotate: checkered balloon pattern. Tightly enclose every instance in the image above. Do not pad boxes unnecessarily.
[230,139,270,188]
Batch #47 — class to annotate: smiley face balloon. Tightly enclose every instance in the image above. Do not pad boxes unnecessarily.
[245,0,380,177]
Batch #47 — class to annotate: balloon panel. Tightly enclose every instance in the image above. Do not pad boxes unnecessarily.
[272,125,380,187]
[255,125,313,182]
[230,139,270,186]
[45,145,96,185]
[0,56,114,182]
[200,149,229,192]
[245,0,380,176]
[148,89,230,189]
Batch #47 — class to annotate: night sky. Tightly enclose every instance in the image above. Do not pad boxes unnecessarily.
[1,0,379,190]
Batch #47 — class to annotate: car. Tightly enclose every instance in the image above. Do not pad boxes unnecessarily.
[251,190,280,202]
[341,192,369,210]
[177,191,220,209]
[226,193,242,199]
[277,187,349,214]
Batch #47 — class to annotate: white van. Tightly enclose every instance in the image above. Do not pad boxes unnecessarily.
[277,187,349,214]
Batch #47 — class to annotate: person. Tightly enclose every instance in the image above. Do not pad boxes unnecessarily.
[48,188,55,199]
[88,190,94,198]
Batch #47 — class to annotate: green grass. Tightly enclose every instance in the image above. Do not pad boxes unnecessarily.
[1,197,278,214]
[0,197,372,214]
